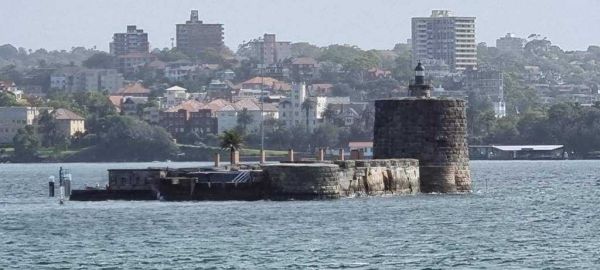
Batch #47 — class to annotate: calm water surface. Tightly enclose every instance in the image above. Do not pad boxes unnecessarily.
[1,161,599,269]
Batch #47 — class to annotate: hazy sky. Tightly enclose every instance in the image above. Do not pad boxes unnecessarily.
[2,0,600,52]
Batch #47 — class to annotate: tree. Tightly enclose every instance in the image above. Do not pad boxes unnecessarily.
[0,44,18,59]
[311,125,341,148]
[12,125,39,162]
[322,104,338,124]
[331,83,353,97]
[393,48,413,83]
[290,42,322,58]
[37,109,61,147]
[220,130,244,164]
[180,130,202,145]
[236,108,254,133]
[152,48,190,62]
[344,50,380,73]
[0,65,23,85]
[82,52,115,69]
[359,105,375,132]
[301,99,316,133]
[199,48,225,64]
[318,44,363,65]
[236,109,254,132]
[97,116,178,161]
[0,92,18,106]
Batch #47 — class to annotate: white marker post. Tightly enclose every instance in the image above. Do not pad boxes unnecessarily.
[59,186,65,205]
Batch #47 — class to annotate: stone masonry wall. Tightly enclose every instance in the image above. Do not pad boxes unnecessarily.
[263,159,419,200]
[335,159,419,196]
[263,163,341,200]
[373,98,471,193]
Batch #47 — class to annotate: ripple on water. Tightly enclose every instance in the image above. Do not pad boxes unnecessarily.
[0,161,600,268]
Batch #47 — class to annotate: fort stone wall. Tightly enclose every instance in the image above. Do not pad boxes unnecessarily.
[373,98,471,193]
[262,159,420,199]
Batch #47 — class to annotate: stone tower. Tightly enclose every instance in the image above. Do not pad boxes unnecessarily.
[373,63,471,193]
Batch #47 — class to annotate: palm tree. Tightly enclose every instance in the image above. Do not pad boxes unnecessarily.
[220,130,244,165]
[301,99,316,133]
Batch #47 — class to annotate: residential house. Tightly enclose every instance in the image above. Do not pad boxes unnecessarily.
[216,69,236,81]
[237,76,291,94]
[326,102,368,127]
[366,68,392,80]
[160,100,204,135]
[348,141,373,158]
[121,96,148,117]
[0,107,45,144]
[216,99,278,134]
[290,57,318,82]
[116,82,151,97]
[207,79,234,100]
[308,83,334,96]
[163,85,189,108]
[278,83,348,132]
[116,52,157,74]
[0,80,23,100]
[159,99,227,137]
[53,108,85,137]
[108,95,124,113]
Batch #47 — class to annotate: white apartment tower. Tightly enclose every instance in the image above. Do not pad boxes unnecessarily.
[412,10,477,72]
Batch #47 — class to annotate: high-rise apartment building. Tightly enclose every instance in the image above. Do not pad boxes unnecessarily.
[176,10,224,57]
[109,25,149,56]
[412,10,476,72]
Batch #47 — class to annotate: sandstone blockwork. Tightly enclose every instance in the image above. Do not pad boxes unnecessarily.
[264,164,341,200]
[263,159,420,200]
[335,159,419,196]
[373,98,471,193]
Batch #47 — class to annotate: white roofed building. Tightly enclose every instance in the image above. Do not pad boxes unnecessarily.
[163,86,189,109]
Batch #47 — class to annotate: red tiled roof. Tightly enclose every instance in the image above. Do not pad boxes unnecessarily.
[165,100,204,112]
[108,95,123,110]
[241,76,280,85]
[54,108,85,120]
[233,99,260,111]
[116,83,150,95]
[200,99,231,112]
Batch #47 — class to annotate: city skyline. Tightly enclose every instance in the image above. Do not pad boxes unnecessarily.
[2,0,600,52]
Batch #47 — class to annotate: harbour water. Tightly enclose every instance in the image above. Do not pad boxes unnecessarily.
[1,161,599,269]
